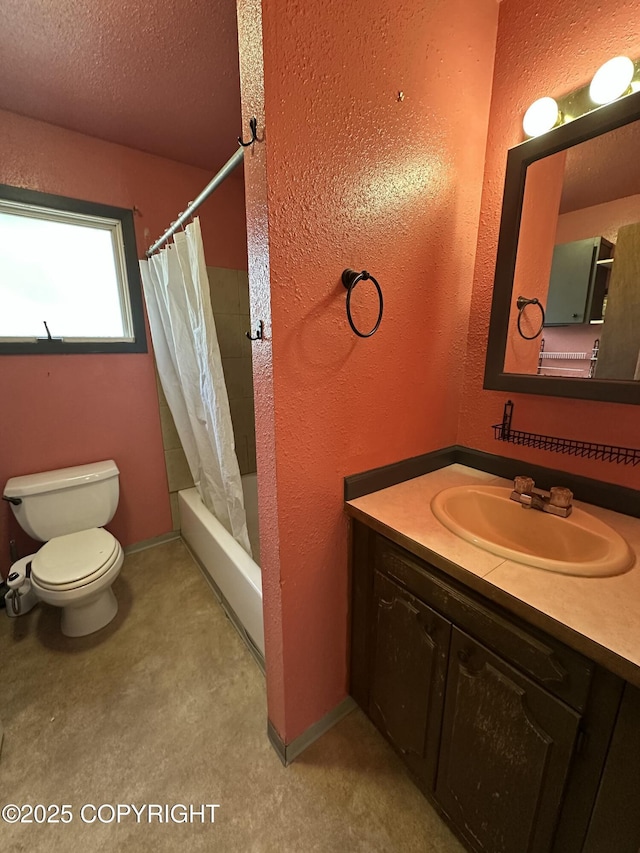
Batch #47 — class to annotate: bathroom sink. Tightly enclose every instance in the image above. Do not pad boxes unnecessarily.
[431,485,634,577]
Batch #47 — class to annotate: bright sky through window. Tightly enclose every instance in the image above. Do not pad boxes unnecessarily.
[0,210,128,340]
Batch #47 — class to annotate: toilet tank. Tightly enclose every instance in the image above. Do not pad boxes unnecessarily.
[3,460,120,542]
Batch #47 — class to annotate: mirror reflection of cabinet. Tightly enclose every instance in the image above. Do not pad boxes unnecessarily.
[482,88,640,403]
[545,237,613,326]
[595,222,640,380]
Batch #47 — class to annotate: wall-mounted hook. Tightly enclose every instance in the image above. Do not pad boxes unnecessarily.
[246,320,264,341]
[239,117,258,148]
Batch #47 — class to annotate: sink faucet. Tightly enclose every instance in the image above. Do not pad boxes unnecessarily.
[510,476,573,518]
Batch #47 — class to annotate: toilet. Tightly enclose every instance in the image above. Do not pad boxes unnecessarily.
[3,460,124,637]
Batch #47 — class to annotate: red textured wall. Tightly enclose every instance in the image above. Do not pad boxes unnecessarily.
[0,109,248,575]
[238,0,499,742]
[560,120,640,214]
[460,0,640,490]
[557,195,640,245]
[505,152,566,374]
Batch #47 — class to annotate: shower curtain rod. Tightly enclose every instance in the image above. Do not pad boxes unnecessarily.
[146,117,258,256]
[146,146,245,257]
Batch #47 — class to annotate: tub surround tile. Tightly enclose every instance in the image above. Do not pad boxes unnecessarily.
[346,464,640,687]
[155,265,257,510]
[165,448,194,492]
[155,369,168,408]
[238,270,250,314]
[230,396,255,428]
[222,355,253,401]
[229,396,257,477]
[169,492,180,530]
[206,265,257,476]
[246,438,257,475]
[159,404,181,451]
[208,266,241,314]
[216,313,243,358]
[239,315,253,355]
[235,433,249,475]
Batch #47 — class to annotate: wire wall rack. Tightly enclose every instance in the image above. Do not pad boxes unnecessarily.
[536,338,600,378]
[493,400,640,466]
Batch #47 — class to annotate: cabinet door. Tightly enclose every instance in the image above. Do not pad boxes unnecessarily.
[370,571,451,790]
[582,683,640,853]
[546,238,598,325]
[436,628,580,853]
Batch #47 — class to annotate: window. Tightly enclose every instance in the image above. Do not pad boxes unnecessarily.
[0,184,147,354]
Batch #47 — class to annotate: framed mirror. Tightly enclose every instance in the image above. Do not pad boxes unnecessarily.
[484,88,640,405]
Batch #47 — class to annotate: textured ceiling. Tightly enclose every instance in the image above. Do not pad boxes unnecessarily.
[561,118,640,213]
[0,0,242,173]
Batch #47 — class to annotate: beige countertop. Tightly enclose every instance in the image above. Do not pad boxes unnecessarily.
[345,463,640,687]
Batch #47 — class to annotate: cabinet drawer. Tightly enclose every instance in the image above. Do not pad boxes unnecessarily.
[375,537,593,711]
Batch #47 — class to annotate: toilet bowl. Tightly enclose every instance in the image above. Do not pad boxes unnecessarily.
[30,528,124,637]
[3,460,124,638]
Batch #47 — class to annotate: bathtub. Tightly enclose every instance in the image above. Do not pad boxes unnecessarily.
[178,474,264,664]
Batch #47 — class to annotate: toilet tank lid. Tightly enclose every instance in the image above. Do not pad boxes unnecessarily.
[4,460,119,498]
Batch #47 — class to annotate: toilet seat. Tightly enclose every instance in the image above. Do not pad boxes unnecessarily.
[32,528,121,592]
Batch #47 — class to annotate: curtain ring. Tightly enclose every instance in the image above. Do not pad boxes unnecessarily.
[516,296,545,340]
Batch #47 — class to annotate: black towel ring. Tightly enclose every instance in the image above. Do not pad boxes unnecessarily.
[341,269,384,338]
[516,296,545,340]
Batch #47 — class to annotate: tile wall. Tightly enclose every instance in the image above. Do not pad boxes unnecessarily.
[157,266,256,530]
[207,266,257,477]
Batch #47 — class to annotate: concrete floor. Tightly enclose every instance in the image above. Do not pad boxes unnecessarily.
[0,539,464,852]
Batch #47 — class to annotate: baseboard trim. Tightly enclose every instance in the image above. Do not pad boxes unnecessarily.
[268,696,357,766]
[124,531,181,555]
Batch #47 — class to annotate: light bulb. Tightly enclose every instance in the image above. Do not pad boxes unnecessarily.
[589,56,634,105]
[522,97,560,138]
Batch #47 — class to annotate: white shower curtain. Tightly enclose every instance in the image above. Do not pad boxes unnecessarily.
[139,217,251,555]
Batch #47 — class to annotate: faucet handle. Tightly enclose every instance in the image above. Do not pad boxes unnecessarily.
[514,476,535,495]
[549,486,573,508]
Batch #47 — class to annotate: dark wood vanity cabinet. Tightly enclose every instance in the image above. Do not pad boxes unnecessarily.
[582,683,640,853]
[436,628,580,853]
[349,520,632,853]
[369,571,451,790]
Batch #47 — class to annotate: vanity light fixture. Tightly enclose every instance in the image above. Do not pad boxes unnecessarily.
[589,56,635,105]
[522,55,640,138]
[522,97,561,137]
